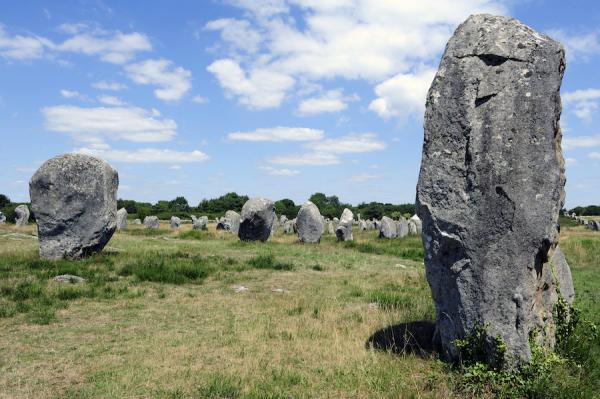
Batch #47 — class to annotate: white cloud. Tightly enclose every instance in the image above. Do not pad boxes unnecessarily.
[269,132,386,166]
[204,18,262,53]
[0,24,53,60]
[563,88,600,121]
[207,58,294,109]
[297,89,352,115]
[259,166,300,176]
[228,126,324,142]
[193,95,208,104]
[207,1,505,116]
[92,81,127,91]
[565,157,578,166]
[306,133,386,154]
[60,89,80,98]
[169,164,182,170]
[547,29,600,62]
[563,135,600,150]
[125,59,192,101]
[270,152,340,166]
[0,23,151,63]
[369,67,436,119]
[589,152,600,160]
[76,147,209,163]
[42,105,177,143]
[347,173,381,182]
[57,31,152,64]
[97,95,126,106]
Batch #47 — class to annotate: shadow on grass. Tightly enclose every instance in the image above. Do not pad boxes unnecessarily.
[366,320,438,358]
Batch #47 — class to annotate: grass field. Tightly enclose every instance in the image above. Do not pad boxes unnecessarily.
[0,218,598,398]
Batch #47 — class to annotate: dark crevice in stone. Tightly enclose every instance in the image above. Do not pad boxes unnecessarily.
[475,93,496,107]
[456,53,526,65]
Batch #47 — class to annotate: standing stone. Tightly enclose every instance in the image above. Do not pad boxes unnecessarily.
[144,216,160,229]
[283,220,294,234]
[296,201,324,243]
[327,222,334,235]
[336,208,354,242]
[379,216,397,239]
[416,14,573,366]
[219,210,241,233]
[170,216,181,229]
[193,216,208,230]
[0,212,5,224]
[117,208,128,230]
[407,219,417,236]
[280,215,288,225]
[397,217,409,238]
[15,205,29,226]
[29,153,118,259]
[238,198,275,242]
[410,214,423,234]
[359,220,367,231]
[133,219,142,225]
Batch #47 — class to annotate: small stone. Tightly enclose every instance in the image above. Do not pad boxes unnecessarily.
[15,205,29,227]
[52,274,86,284]
[116,208,128,230]
[379,216,397,239]
[144,216,160,229]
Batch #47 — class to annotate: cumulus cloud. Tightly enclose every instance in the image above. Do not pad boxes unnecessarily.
[347,173,381,182]
[259,166,300,176]
[92,81,127,91]
[204,18,262,53]
[97,95,126,106]
[207,58,294,109]
[42,105,177,143]
[206,0,505,116]
[0,23,151,63]
[589,152,600,159]
[269,132,386,166]
[228,127,324,142]
[75,147,209,163]
[297,89,354,115]
[125,59,192,101]
[547,29,600,62]
[563,135,600,150]
[369,67,436,119]
[563,88,600,121]
[193,95,208,104]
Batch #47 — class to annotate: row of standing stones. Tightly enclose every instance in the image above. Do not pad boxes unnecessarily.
[7,13,577,369]
[567,212,600,231]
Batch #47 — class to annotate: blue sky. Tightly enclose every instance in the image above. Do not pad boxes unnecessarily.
[1,0,600,208]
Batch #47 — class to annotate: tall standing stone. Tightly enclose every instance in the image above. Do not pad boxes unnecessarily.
[336,208,354,242]
[379,216,397,239]
[238,198,275,242]
[416,14,574,366]
[0,212,6,224]
[170,216,181,229]
[29,153,118,259]
[397,217,409,238]
[116,208,128,230]
[296,201,323,243]
[15,205,29,226]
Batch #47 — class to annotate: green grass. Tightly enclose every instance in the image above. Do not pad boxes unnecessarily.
[0,223,598,398]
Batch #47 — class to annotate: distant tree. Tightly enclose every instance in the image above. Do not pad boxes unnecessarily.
[198,192,249,215]
[275,199,300,219]
[169,196,190,212]
[0,194,10,208]
[308,192,351,219]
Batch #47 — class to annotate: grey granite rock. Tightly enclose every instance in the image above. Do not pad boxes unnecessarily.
[193,215,208,230]
[336,208,354,242]
[296,201,323,243]
[170,216,181,229]
[144,216,160,229]
[132,219,142,225]
[397,218,409,238]
[0,212,5,224]
[116,208,128,230]
[410,214,423,234]
[15,205,29,226]
[379,216,397,239]
[29,153,118,259]
[416,14,572,366]
[238,198,275,242]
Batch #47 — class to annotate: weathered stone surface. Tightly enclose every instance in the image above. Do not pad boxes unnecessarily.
[410,214,423,234]
[29,153,118,259]
[283,220,294,234]
[280,215,288,225]
[117,208,128,230]
[379,216,397,239]
[0,212,5,224]
[296,201,323,243]
[15,205,29,226]
[144,216,160,229]
[238,198,275,242]
[416,14,572,366]
[52,274,86,284]
[359,220,367,231]
[133,219,142,225]
[193,215,208,230]
[327,222,334,235]
[170,216,181,229]
[336,208,354,242]
[397,218,409,238]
